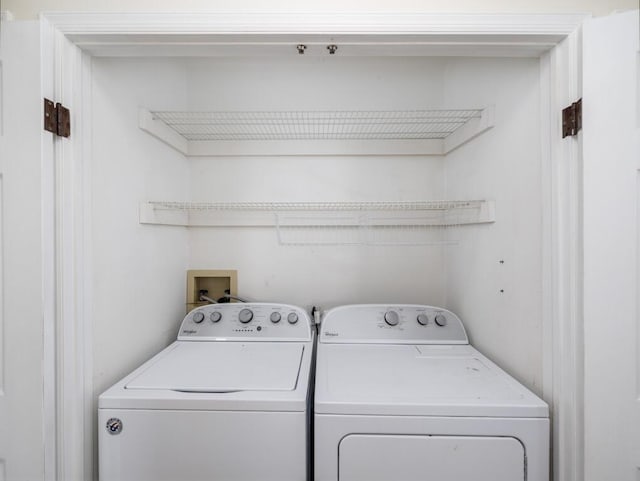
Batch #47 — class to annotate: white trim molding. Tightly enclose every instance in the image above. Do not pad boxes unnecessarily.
[40,15,58,481]
[42,12,588,35]
[41,12,587,57]
[541,27,584,481]
[40,14,94,481]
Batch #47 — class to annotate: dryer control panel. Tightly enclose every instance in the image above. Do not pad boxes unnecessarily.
[178,303,312,342]
[320,304,468,344]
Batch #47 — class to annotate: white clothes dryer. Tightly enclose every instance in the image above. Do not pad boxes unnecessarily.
[314,304,549,481]
[99,303,314,481]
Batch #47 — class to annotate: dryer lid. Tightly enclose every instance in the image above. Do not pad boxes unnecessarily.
[125,341,305,392]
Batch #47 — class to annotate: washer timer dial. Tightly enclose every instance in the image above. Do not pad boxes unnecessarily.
[238,309,254,323]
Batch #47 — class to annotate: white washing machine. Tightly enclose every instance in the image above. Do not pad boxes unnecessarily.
[315,304,549,481]
[99,302,314,481]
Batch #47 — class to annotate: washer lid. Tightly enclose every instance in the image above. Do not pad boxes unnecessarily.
[126,341,304,392]
[315,344,548,417]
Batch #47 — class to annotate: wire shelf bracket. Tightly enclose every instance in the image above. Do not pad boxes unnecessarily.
[139,107,495,157]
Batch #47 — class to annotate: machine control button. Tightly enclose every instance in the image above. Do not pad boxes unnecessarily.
[287,312,299,324]
[193,312,205,324]
[270,312,282,323]
[384,310,400,326]
[210,311,222,323]
[435,314,447,327]
[417,314,429,325]
[238,309,254,323]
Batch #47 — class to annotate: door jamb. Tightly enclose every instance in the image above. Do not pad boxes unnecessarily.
[540,27,584,481]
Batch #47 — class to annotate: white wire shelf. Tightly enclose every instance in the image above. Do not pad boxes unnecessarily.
[140,200,495,226]
[147,200,484,211]
[151,110,482,141]
[140,200,495,245]
[139,107,494,156]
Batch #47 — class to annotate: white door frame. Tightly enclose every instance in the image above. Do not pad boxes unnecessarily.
[539,28,584,481]
[39,17,95,481]
[38,12,586,481]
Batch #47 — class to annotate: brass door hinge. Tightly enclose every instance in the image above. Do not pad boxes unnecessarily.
[44,98,71,138]
[562,98,582,138]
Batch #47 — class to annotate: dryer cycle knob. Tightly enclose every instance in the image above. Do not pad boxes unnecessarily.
[210,311,222,323]
[270,312,282,323]
[417,314,429,326]
[193,312,205,324]
[384,311,400,326]
[238,309,254,323]
[287,312,299,324]
[435,314,447,327]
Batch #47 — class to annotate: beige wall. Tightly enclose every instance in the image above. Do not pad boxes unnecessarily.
[4,0,637,20]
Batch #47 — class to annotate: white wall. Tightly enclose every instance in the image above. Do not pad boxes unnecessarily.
[443,57,543,393]
[4,0,637,19]
[188,157,447,309]
[185,56,448,112]
[91,58,190,398]
[186,56,448,309]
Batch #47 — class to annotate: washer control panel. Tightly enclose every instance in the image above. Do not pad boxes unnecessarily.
[320,304,468,344]
[178,303,312,341]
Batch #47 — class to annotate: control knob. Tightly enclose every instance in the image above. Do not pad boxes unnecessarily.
[287,312,299,324]
[384,311,400,326]
[417,314,429,326]
[434,314,447,327]
[210,311,222,323]
[238,309,254,323]
[193,311,205,324]
[270,312,282,323]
